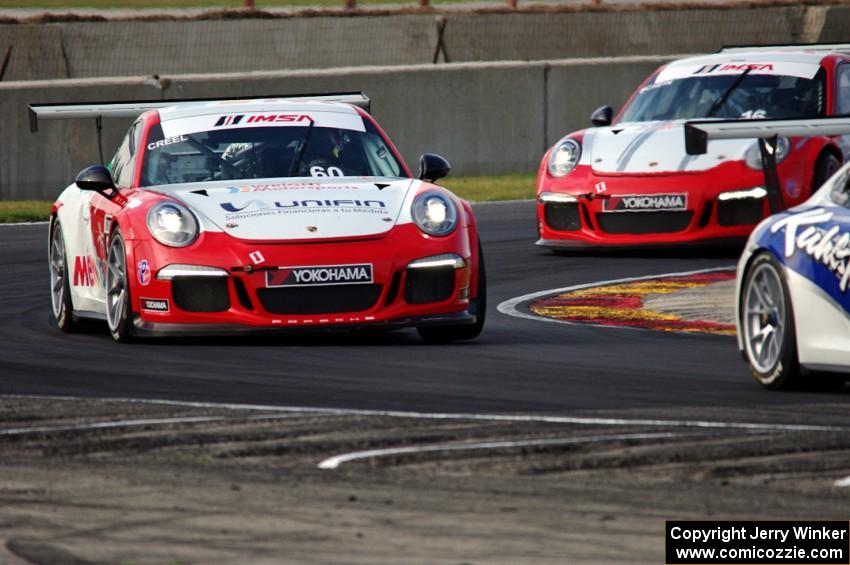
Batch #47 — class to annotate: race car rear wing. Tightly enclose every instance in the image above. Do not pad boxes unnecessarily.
[28,91,371,133]
[684,116,850,213]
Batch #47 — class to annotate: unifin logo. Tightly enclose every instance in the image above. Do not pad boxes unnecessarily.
[220,200,386,213]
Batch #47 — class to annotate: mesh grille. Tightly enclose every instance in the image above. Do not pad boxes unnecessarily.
[596,211,694,235]
[256,284,382,315]
[717,199,764,227]
[544,202,581,231]
[171,278,231,313]
[405,267,455,304]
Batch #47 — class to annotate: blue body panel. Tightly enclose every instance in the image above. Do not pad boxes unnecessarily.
[754,204,850,314]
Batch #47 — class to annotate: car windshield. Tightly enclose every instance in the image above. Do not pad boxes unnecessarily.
[141,119,404,186]
[618,69,825,123]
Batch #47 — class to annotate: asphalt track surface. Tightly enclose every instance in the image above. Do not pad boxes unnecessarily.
[2,201,848,420]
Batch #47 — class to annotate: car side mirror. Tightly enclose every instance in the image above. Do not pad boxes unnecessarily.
[418,153,451,183]
[590,105,614,127]
[75,165,116,195]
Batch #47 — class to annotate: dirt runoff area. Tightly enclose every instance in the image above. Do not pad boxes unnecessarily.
[1,396,850,564]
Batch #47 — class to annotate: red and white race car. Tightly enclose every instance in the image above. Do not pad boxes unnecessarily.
[536,44,850,248]
[37,94,485,342]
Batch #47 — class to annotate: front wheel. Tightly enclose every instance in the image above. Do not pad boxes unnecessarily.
[741,252,799,389]
[418,241,486,344]
[106,229,134,343]
[812,152,841,192]
[49,219,76,332]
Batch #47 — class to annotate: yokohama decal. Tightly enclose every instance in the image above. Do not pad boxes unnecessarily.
[266,264,373,288]
[603,193,687,212]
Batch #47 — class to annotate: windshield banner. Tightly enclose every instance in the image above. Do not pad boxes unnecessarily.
[160,110,366,138]
[656,61,821,83]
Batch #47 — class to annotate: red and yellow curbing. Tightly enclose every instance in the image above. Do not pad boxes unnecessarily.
[528,270,737,335]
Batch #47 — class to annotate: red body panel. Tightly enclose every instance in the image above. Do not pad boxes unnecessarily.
[124,213,475,328]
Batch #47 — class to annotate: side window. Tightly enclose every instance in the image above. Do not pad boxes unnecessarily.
[837,64,850,116]
[110,122,142,188]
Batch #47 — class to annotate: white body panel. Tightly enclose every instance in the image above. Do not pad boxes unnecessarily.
[54,185,106,315]
[785,268,850,368]
[657,51,827,83]
[162,177,415,241]
[584,122,751,174]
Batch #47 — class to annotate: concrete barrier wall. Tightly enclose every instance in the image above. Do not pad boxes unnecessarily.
[446,7,806,61]
[0,77,165,200]
[0,4,844,81]
[0,55,674,200]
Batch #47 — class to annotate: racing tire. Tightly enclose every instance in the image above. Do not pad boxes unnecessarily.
[106,229,134,343]
[417,240,487,344]
[812,152,842,192]
[740,252,800,390]
[48,219,77,333]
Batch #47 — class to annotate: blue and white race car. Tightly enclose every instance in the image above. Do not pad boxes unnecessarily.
[686,116,850,388]
[737,165,850,389]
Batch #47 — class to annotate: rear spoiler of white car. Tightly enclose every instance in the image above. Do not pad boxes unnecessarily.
[684,116,850,212]
[28,91,371,133]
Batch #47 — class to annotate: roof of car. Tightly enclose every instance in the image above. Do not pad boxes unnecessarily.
[157,99,360,122]
[666,50,832,69]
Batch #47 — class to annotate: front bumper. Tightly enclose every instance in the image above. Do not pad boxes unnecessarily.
[126,223,477,332]
[132,310,475,337]
[536,161,807,247]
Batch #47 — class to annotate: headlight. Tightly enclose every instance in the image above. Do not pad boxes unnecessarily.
[411,191,458,236]
[147,201,199,247]
[717,187,767,201]
[548,138,582,177]
[745,137,790,170]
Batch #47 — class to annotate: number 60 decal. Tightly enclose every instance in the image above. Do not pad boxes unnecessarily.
[310,166,344,177]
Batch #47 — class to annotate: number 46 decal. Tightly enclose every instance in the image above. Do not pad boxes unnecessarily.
[310,166,344,177]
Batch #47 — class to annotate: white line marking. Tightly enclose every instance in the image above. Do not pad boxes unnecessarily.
[0,221,49,227]
[496,266,736,331]
[318,432,680,469]
[1,394,842,433]
[0,413,307,436]
[834,475,850,488]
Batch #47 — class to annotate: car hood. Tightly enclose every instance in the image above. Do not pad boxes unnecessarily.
[586,121,754,174]
[147,177,413,241]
